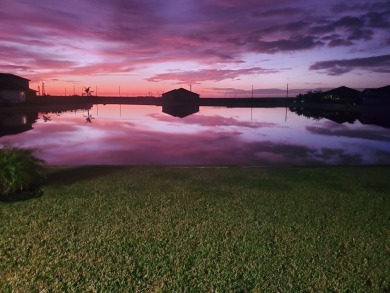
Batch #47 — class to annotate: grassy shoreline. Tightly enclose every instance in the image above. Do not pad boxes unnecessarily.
[1,166,389,291]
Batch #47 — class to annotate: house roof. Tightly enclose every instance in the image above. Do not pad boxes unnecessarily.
[0,73,30,91]
[162,88,200,98]
[362,85,390,97]
[323,86,360,96]
[0,73,30,81]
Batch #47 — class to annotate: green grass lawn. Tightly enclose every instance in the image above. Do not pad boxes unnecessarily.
[1,166,389,292]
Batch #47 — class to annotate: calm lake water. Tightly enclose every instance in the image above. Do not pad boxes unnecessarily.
[1,104,390,166]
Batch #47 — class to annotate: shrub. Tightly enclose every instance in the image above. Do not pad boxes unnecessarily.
[0,144,46,197]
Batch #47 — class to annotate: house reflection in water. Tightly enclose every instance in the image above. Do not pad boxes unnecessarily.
[162,88,200,118]
[358,110,390,129]
[0,104,94,138]
[289,107,390,130]
[0,112,38,137]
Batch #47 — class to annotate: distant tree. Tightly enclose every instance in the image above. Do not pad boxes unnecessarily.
[295,90,323,103]
[82,86,94,96]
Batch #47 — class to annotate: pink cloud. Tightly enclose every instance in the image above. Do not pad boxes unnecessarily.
[150,113,280,129]
[147,67,280,83]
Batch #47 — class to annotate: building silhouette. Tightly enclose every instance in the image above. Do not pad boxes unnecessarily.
[0,73,36,104]
[322,86,361,105]
[162,88,200,118]
[361,85,390,106]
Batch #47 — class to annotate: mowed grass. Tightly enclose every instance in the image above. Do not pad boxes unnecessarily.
[1,166,389,292]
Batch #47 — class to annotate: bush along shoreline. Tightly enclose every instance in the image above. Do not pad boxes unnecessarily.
[0,143,46,202]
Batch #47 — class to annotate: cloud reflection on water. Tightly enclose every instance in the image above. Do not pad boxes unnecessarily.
[306,121,390,142]
[151,113,281,129]
[0,105,389,166]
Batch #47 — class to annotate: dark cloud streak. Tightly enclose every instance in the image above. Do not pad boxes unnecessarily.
[309,54,390,75]
[248,35,324,54]
[306,122,390,142]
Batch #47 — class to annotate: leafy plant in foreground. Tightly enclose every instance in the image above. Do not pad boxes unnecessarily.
[0,143,46,197]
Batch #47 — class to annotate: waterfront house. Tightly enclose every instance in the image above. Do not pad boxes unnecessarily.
[322,86,361,105]
[0,73,36,104]
[162,88,200,103]
[162,88,200,118]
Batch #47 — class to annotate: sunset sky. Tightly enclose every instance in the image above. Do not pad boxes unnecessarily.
[1,0,389,97]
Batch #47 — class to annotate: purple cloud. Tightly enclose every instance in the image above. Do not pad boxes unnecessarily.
[309,54,390,75]
[247,35,324,54]
[306,122,390,142]
[0,0,389,86]
[150,113,280,129]
[251,7,306,18]
[332,2,390,13]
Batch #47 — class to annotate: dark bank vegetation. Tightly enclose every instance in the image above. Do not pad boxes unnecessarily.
[1,166,389,291]
[292,86,362,105]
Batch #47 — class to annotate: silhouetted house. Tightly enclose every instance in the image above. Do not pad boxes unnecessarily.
[162,88,200,118]
[361,85,390,106]
[0,73,36,104]
[162,88,200,103]
[322,86,361,105]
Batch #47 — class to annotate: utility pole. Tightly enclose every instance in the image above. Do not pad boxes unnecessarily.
[285,83,289,123]
[42,82,45,96]
[287,83,289,98]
